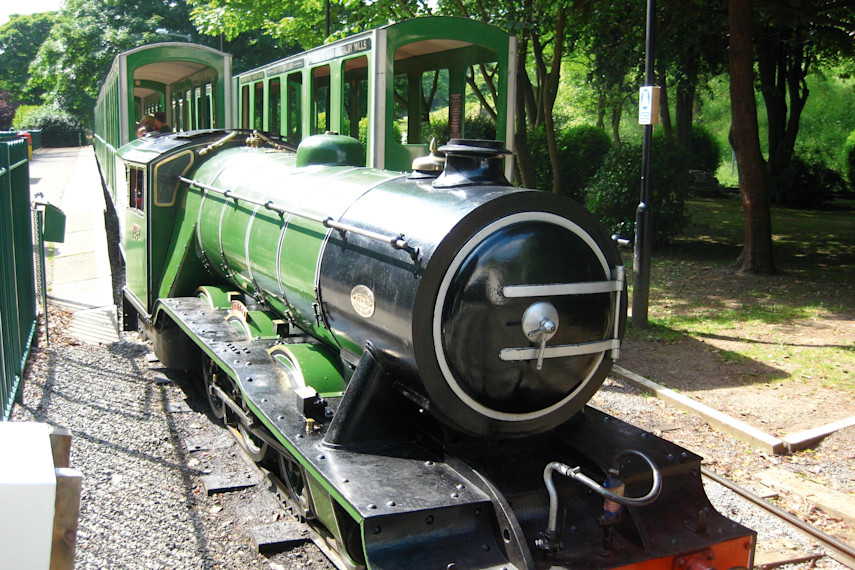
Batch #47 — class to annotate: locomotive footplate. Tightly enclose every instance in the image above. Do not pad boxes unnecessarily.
[154,297,754,569]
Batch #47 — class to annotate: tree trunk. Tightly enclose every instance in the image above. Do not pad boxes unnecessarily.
[674,50,698,152]
[610,101,622,144]
[514,37,537,189]
[674,82,695,152]
[728,0,776,274]
[657,61,673,139]
[757,29,810,179]
[544,6,566,193]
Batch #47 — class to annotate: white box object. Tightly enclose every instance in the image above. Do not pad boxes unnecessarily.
[0,422,57,570]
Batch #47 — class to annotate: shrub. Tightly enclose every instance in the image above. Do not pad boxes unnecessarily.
[11,105,41,130]
[585,138,691,246]
[846,129,855,192]
[528,124,613,202]
[773,154,848,208]
[689,124,722,172]
[356,116,401,150]
[423,111,497,145]
[13,105,84,147]
[0,89,19,130]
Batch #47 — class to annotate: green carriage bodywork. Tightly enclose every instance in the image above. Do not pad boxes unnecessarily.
[93,42,232,246]
[233,16,516,175]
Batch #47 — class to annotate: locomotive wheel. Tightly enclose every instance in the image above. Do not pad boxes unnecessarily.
[238,422,270,463]
[200,355,226,421]
[277,453,312,519]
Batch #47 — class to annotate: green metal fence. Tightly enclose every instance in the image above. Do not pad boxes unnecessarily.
[0,136,37,420]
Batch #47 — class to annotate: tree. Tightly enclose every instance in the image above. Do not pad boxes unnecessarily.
[656,0,728,152]
[189,0,415,47]
[728,0,776,274]
[754,1,855,180]
[727,0,854,274]
[441,0,571,192]
[0,89,19,130]
[28,0,202,124]
[0,12,56,104]
[578,2,645,144]
[27,0,290,127]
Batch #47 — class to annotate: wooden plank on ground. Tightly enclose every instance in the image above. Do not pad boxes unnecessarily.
[250,521,309,553]
[612,365,785,454]
[201,471,260,495]
[753,547,820,569]
[757,467,855,525]
[782,416,855,452]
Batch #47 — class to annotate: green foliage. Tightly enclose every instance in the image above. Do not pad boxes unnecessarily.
[689,124,722,172]
[26,0,242,127]
[846,130,855,192]
[190,0,419,47]
[13,105,83,147]
[586,138,691,246]
[422,111,497,146]
[0,89,19,130]
[528,123,613,201]
[772,154,849,208]
[11,105,41,129]
[0,12,56,104]
[356,116,400,151]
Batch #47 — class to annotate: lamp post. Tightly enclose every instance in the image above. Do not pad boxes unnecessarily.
[155,28,192,42]
[632,0,656,329]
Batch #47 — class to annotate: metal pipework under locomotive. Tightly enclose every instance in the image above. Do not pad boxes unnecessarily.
[184,135,626,439]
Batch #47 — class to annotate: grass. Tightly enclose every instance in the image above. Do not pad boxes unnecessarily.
[625,195,855,391]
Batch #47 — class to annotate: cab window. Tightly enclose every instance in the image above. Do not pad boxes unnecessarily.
[128,165,145,212]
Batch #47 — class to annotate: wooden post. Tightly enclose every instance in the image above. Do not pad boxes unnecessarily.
[49,427,72,469]
[51,467,82,570]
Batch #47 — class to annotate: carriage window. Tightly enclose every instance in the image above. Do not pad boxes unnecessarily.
[312,65,331,135]
[194,87,203,130]
[254,82,264,130]
[241,84,250,129]
[185,89,192,130]
[269,78,281,135]
[465,62,499,140]
[127,166,145,212]
[422,69,449,144]
[342,57,368,143]
[207,83,216,127]
[287,72,302,143]
[198,85,209,129]
[393,69,450,145]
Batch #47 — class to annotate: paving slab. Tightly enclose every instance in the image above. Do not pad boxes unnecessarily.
[30,147,118,342]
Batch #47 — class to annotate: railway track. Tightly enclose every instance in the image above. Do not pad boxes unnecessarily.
[701,467,855,568]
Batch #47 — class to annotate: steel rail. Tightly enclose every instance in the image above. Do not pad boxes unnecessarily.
[178,175,419,259]
[701,466,855,565]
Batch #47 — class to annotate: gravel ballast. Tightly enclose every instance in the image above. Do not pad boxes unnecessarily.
[11,311,852,569]
[13,314,332,569]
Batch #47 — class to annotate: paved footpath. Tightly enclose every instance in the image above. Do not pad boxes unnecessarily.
[30,147,119,344]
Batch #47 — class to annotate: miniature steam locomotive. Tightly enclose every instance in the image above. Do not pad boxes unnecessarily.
[113,128,754,569]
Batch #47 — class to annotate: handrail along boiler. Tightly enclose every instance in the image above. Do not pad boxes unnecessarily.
[95,16,755,570]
